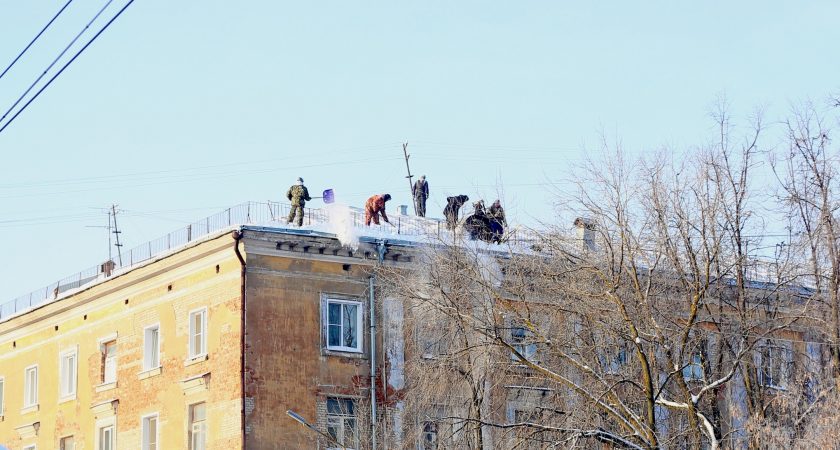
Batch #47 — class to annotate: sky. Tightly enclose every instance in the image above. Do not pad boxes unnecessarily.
[0,1,838,302]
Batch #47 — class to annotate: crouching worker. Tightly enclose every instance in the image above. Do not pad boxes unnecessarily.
[365,194,392,226]
[286,177,311,227]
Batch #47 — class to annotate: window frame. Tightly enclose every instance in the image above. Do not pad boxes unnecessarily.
[59,436,75,450]
[143,323,161,371]
[323,298,364,354]
[0,375,5,417]
[510,325,538,362]
[190,402,207,450]
[102,339,117,384]
[141,412,159,450]
[23,364,38,408]
[757,339,793,390]
[59,346,78,400]
[98,424,115,450]
[189,307,208,358]
[23,445,36,450]
[325,398,358,450]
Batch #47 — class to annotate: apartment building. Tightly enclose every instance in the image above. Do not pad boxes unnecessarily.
[0,202,420,450]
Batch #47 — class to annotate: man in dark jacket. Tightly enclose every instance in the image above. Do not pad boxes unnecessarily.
[443,195,469,230]
[488,199,507,241]
[412,175,429,217]
[286,177,311,226]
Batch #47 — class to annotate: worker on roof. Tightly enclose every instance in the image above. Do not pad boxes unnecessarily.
[286,177,311,227]
[365,194,392,226]
[488,199,507,242]
[413,175,429,217]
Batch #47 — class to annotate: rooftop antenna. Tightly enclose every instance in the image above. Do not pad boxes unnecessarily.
[401,141,416,215]
[110,204,123,265]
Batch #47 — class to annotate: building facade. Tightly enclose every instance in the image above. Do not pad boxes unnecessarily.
[0,222,416,450]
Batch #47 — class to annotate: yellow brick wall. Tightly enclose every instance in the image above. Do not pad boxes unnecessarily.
[0,233,243,450]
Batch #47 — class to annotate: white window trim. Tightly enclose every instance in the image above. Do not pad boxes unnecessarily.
[757,340,793,390]
[188,307,208,359]
[323,298,365,354]
[23,445,36,450]
[59,346,79,401]
[141,412,159,450]
[23,364,38,408]
[101,339,118,385]
[95,417,117,450]
[190,402,208,450]
[143,323,161,371]
[0,375,5,417]
[59,435,76,450]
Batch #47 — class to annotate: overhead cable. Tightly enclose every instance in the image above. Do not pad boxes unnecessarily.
[0,0,74,81]
[0,0,133,134]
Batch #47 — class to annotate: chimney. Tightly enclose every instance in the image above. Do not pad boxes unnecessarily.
[394,205,408,215]
[574,217,596,252]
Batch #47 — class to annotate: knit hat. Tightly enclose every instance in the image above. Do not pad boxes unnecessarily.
[295,177,303,185]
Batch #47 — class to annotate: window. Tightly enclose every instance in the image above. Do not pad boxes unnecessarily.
[758,340,792,389]
[510,326,537,362]
[103,340,117,384]
[0,376,4,416]
[99,425,114,450]
[190,402,207,450]
[683,341,706,381]
[142,414,158,450]
[60,349,77,398]
[325,299,363,353]
[596,334,627,374]
[144,325,160,370]
[326,399,358,449]
[24,365,38,407]
[420,422,438,450]
[60,436,75,450]
[189,308,207,357]
[23,446,36,450]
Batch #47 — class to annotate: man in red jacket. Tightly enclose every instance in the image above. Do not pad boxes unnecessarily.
[365,194,392,226]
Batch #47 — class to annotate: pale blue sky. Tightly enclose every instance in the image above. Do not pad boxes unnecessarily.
[0,1,838,300]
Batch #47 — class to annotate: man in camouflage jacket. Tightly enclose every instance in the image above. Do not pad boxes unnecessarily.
[286,177,311,226]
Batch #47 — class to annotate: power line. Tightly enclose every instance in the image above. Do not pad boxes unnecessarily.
[0,0,135,135]
[0,0,114,126]
[0,0,74,81]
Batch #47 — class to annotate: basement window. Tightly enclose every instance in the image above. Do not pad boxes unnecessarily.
[323,299,363,353]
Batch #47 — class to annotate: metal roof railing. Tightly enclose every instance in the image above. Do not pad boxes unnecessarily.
[0,201,540,322]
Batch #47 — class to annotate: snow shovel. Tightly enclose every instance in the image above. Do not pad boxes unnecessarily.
[311,189,335,204]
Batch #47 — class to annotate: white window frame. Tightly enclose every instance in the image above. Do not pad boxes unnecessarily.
[59,435,76,450]
[190,402,207,450]
[141,412,159,450]
[102,339,117,384]
[0,375,5,417]
[189,307,208,358]
[97,423,115,450]
[325,398,358,450]
[323,298,364,353]
[23,445,36,450]
[143,324,161,371]
[757,339,793,390]
[59,346,78,400]
[24,364,38,408]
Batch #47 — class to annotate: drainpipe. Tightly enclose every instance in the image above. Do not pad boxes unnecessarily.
[370,241,387,450]
[232,231,247,450]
